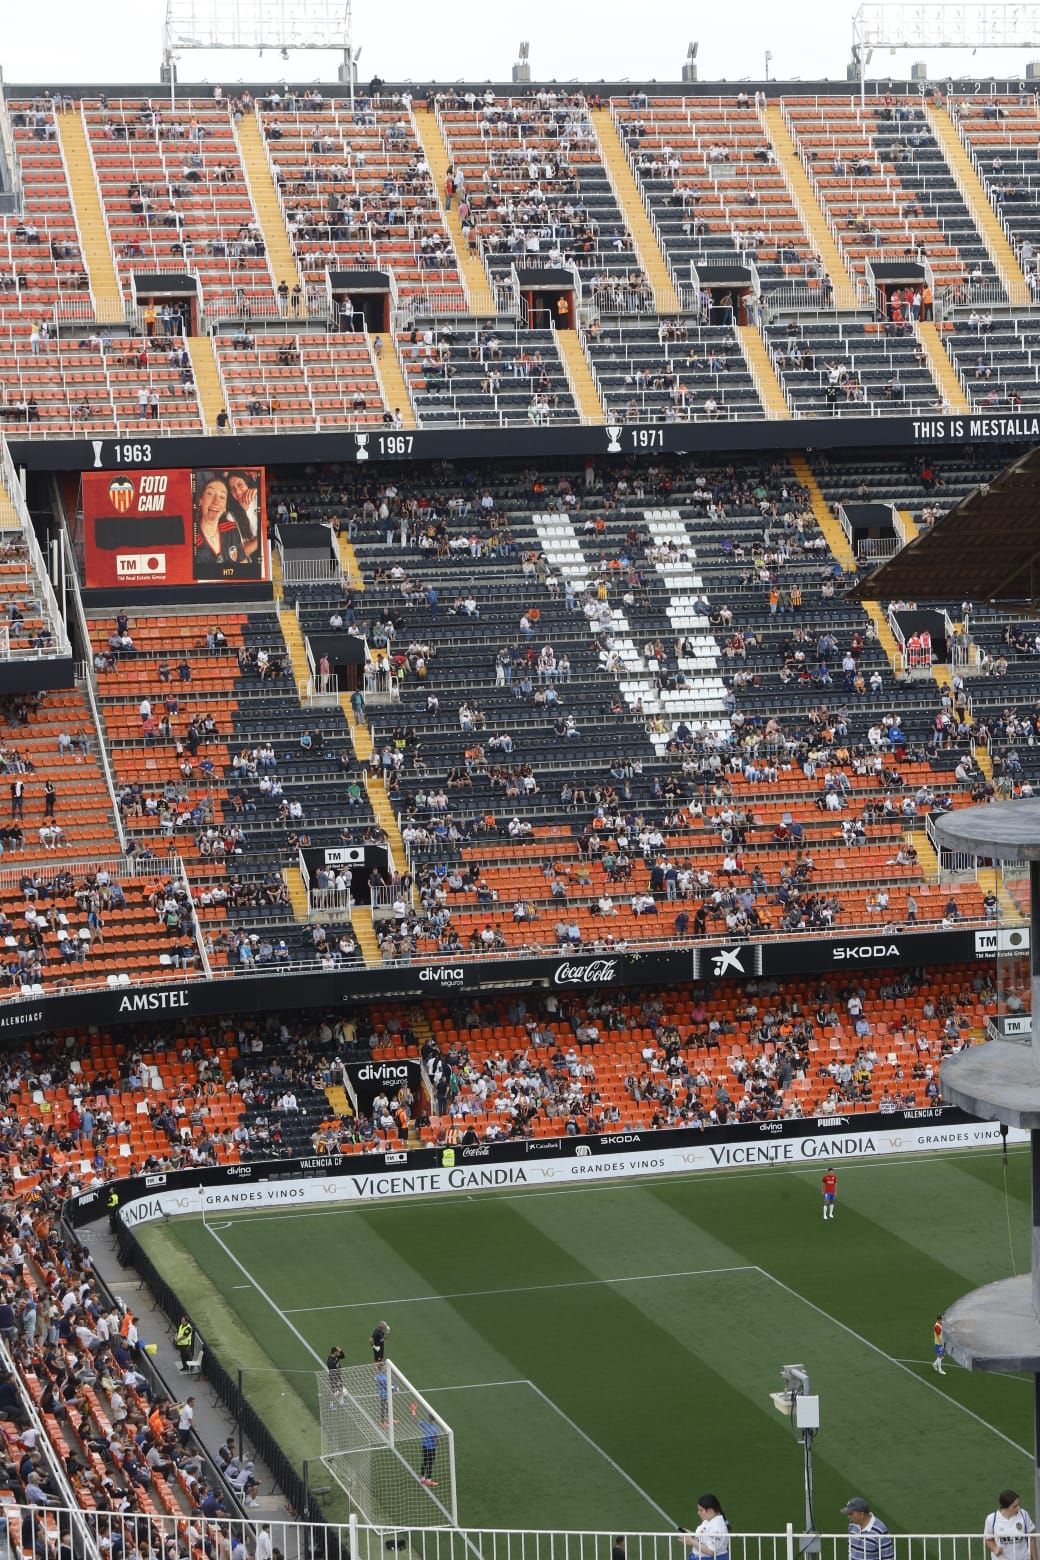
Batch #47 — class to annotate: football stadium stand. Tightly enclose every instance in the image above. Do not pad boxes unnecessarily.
[0,65,1036,1537]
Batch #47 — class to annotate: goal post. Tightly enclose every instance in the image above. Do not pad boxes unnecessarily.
[317,1358,458,1527]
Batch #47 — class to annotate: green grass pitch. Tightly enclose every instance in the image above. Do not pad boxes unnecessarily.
[137,1146,1032,1535]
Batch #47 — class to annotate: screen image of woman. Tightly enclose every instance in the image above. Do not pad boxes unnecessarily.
[192,471,261,581]
[226,469,261,559]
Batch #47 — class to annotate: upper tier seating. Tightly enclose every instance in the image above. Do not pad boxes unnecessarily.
[0,329,205,435]
[4,100,89,311]
[612,94,821,299]
[951,92,1040,291]
[586,318,764,421]
[434,91,650,305]
[945,316,1040,410]
[766,319,939,416]
[396,320,578,426]
[259,91,462,309]
[214,329,386,432]
[82,97,277,313]
[783,96,998,294]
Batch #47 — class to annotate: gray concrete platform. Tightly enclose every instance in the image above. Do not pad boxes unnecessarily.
[944,1275,1040,1372]
[940,1040,1040,1129]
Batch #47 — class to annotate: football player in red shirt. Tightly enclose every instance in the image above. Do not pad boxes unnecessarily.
[821,1168,837,1221]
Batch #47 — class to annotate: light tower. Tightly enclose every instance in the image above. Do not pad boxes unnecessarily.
[935,799,1040,1517]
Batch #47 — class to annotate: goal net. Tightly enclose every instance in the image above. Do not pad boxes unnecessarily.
[317,1358,457,1527]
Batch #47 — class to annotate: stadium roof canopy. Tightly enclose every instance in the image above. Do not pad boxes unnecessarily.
[852,443,1040,608]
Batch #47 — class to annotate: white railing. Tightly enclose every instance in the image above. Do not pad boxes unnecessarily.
[935,278,1030,318]
[0,1361,103,1560]
[298,675,342,708]
[0,854,158,891]
[926,812,980,877]
[275,549,345,586]
[205,287,328,321]
[0,1510,1010,1560]
[0,434,71,658]
[61,527,126,849]
[175,855,213,978]
[307,884,355,920]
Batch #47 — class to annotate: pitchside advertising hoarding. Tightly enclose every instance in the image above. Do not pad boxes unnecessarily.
[66,1110,1024,1229]
[81,466,268,588]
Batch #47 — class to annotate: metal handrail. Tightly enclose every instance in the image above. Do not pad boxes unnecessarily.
[60,526,126,850]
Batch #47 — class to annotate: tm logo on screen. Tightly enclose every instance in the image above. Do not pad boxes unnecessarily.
[116,553,167,579]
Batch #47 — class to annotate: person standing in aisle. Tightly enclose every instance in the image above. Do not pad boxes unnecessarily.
[175,1314,194,1371]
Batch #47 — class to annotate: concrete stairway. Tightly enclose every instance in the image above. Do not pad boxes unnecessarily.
[591,109,681,314]
[738,325,791,418]
[284,863,309,917]
[323,1084,353,1118]
[373,334,417,428]
[762,104,858,309]
[558,330,606,421]
[278,605,312,694]
[54,111,124,321]
[336,533,365,592]
[0,475,20,529]
[365,774,413,911]
[788,451,903,674]
[236,112,302,295]
[925,103,1029,304]
[897,508,920,543]
[412,107,497,312]
[915,322,971,413]
[187,337,226,432]
[351,907,383,966]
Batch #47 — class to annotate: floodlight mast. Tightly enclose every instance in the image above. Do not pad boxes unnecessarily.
[162,0,354,108]
[852,3,1040,106]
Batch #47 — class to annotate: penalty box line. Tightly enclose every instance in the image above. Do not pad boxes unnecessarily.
[422,1378,677,1528]
[282,1264,758,1315]
[205,1219,677,1531]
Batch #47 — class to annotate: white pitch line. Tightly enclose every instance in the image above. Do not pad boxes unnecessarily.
[425,1379,676,1527]
[201,1144,1029,1228]
[206,1224,669,1532]
[757,1266,1032,1460]
[525,1379,677,1527]
[283,1264,757,1315]
[421,1379,531,1392]
[204,1221,325,1368]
